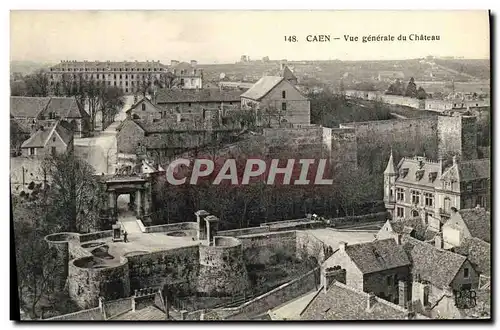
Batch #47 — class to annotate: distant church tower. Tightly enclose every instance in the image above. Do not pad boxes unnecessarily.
[384,149,397,218]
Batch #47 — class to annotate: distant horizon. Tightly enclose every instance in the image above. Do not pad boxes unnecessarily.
[9,56,491,67]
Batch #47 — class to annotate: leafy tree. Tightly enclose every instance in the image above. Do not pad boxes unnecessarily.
[416,86,427,100]
[386,79,405,96]
[405,77,418,98]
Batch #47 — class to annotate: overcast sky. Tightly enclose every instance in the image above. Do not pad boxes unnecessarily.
[10,10,490,63]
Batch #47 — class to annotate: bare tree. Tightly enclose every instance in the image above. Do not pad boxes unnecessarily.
[42,153,104,232]
[99,86,125,130]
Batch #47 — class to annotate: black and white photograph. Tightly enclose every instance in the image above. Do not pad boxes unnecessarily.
[9,10,491,321]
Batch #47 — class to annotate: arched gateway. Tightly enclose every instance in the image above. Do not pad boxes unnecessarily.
[97,174,155,229]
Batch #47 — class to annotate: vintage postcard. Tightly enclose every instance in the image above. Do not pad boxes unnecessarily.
[10,10,491,321]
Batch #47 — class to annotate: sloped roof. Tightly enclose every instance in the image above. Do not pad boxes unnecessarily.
[21,121,72,148]
[396,156,441,188]
[458,208,490,243]
[384,151,396,174]
[300,282,409,320]
[155,88,242,104]
[240,76,284,101]
[10,96,50,118]
[41,97,89,119]
[344,238,411,274]
[402,236,466,289]
[126,97,162,114]
[453,237,490,276]
[458,159,490,182]
[389,217,439,241]
[50,60,167,71]
[282,66,297,81]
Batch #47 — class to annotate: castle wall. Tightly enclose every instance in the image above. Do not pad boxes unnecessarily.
[45,232,80,291]
[68,257,131,309]
[197,237,250,295]
[126,245,200,294]
[437,116,478,161]
[238,231,297,265]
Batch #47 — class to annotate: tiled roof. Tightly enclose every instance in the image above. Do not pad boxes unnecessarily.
[155,88,242,104]
[458,159,490,182]
[10,96,50,118]
[396,156,441,188]
[110,305,167,320]
[300,282,408,320]
[282,66,297,81]
[41,97,89,119]
[21,121,72,148]
[390,217,438,241]
[240,76,284,101]
[344,238,411,274]
[126,97,162,113]
[458,208,490,242]
[133,117,209,133]
[453,237,490,276]
[402,236,466,289]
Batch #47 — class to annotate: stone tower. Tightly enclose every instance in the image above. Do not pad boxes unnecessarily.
[384,149,397,217]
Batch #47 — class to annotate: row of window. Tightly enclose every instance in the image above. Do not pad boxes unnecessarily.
[51,67,165,72]
[395,188,434,207]
[50,73,160,80]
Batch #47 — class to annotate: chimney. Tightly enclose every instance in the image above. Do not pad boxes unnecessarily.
[321,266,346,293]
[435,232,443,249]
[452,155,457,165]
[339,241,347,252]
[176,113,181,123]
[195,210,210,240]
[366,292,377,310]
[398,281,408,308]
[395,234,403,246]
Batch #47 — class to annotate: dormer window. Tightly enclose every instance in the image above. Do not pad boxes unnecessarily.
[415,169,424,181]
[400,168,409,178]
[428,172,437,182]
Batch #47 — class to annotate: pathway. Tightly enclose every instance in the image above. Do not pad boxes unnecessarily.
[74,95,135,174]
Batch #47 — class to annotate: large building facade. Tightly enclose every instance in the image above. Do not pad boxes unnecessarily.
[384,153,490,223]
[48,60,203,95]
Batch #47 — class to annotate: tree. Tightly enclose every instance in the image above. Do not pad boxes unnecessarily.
[23,70,50,97]
[99,86,125,130]
[386,79,405,96]
[416,86,427,100]
[13,187,60,318]
[405,77,418,98]
[42,153,104,232]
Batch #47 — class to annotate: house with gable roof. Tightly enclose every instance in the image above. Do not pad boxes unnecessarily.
[441,206,490,248]
[240,75,310,126]
[322,238,411,305]
[10,96,90,138]
[20,120,74,157]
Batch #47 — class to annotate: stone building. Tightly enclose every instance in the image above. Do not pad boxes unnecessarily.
[154,88,242,114]
[383,153,490,223]
[401,235,480,315]
[168,60,203,89]
[10,96,91,138]
[322,239,411,305]
[20,120,74,157]
[48,60,168,95]
[240,76,311,126]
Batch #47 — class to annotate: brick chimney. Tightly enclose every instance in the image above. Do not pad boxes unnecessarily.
[435,232,443,249]
[395,233,403,245]
[321,266,346,293]
[366,292,377,310]
[398,281,408,308]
